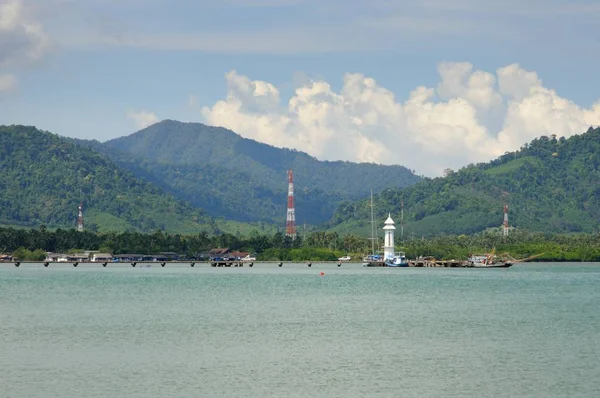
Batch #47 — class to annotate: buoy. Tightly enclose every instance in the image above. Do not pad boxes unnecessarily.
[307,263,312,267]
[278,262,282,267]
[320,271,325,276]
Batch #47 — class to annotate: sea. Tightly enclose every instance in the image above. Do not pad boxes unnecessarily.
[1,262,599,397]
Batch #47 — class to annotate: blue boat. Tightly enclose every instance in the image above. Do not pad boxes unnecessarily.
[384,251,409,267]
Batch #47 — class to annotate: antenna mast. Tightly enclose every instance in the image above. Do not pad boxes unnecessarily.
[503,205,509,237]
[401,200,404,239]
[285,170,296,239]
[369,189,375,254]
[77,202,84,232]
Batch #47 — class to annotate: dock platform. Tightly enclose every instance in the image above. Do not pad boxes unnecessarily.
[409,259,466,267]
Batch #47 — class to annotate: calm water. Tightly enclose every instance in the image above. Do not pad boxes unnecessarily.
[1,263,599,397]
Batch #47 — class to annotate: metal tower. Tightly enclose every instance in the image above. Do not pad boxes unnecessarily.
[503,205,509,237]
[369,189,376,254]
[400,200,404,239]
[285,170,296,239]
[77,202,84,232]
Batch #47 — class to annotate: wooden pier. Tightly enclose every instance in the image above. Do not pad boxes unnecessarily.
[4,260,347,268]
[6,259,473,268]
[409,258,466,267]
[210,260,245,267]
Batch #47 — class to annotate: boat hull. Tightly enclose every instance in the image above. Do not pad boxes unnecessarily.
[384,261,409,267]
[363,261,409,267]
[362,261,385,267]
[467,262,513,268]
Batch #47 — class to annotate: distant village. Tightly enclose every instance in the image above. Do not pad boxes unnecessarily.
[0,248,256,263]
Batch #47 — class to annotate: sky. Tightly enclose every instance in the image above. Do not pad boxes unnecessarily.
[1,0,600,177]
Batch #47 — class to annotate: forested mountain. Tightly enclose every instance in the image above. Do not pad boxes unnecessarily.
[80,120,420,224]
[329,127,600,236]
[0,125,217,233]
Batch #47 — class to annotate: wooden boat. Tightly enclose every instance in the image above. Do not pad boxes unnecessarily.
[466,253,513,268]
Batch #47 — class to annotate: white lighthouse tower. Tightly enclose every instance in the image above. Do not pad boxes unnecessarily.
[383,213,396,260]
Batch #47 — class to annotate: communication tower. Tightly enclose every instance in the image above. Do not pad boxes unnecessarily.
[503,205,509,237]
[286,170,296,239]
[400,200,404,239]
[77,202,84,232]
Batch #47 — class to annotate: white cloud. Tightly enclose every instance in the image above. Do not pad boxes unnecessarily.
[0,0,50,94]
[201,63,600,177]
[0,0,50,66]
[127,110,159,129]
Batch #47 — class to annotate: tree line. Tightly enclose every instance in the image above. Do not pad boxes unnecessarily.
[2,226,600,262]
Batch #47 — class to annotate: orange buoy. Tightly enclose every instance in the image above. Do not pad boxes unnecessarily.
[320,271,325,276]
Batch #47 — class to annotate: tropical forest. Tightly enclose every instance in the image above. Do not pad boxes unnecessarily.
[2,122,600,262]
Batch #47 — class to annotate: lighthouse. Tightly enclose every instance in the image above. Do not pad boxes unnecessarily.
[383,213,396,260]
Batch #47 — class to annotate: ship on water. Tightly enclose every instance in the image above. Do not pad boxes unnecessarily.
[466,250,513,268]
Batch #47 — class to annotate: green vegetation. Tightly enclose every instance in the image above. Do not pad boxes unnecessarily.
[12,247,46,261]
[2,226,600,262]
[330,127,600,236]
[77,120,420,225]
[0,125,217,233]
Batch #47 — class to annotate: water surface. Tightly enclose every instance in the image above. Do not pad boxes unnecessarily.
[1,263,599,397]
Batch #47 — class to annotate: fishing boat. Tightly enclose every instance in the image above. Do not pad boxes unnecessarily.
[384,251,409,267]
[362,254,384,267]
[466,252,513,268]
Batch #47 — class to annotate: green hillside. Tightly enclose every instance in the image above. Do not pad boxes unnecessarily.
[0,125,219,233]
[329,127,600,236]
[89,120,420,225]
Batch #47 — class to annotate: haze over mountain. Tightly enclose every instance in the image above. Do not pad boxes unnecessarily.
[81,120,421,225]
[329,127,600,236]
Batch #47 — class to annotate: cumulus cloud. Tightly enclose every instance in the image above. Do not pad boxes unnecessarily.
[200,63,600,177]
[0,0,50,65]
[127,110,159,129]
[0,0,50,92]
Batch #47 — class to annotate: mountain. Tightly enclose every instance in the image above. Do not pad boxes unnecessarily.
[328,127,600,236]
[0,125,218,233]
[83,120,421,225]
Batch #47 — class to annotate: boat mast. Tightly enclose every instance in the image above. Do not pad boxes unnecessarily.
[370,189,375,254]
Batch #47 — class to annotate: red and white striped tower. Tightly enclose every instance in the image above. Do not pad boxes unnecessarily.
[77,202,84,232]
[503,205,509,237]
[285,170,296,239]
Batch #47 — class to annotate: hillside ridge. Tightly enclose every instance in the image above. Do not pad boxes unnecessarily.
[93,120,421,224]
[328,127,600,236]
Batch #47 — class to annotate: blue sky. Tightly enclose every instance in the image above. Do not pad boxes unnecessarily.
[1,0,599,176]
